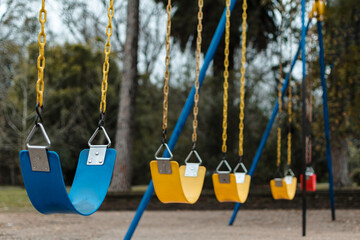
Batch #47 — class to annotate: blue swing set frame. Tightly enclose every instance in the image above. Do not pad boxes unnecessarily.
[129,0,334,238]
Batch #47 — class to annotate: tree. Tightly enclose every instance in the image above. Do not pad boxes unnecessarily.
[154,0,278,72]
[0,0,39,184]
[110,0,139,191]
[310,0,360,187]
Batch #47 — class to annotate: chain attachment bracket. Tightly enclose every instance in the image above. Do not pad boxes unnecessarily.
[25,122,51,172]
[184,149,202,177]
[284,166,295,184]
[87,126,111,166]
[234,160,248,184]
[216,158,232,183]
[155,142,173,174]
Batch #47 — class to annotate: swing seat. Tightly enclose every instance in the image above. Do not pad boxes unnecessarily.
[212,173,251,203]
[150,160,206,204]
[19,149,116,215]
[270,177,297,200]
[300,173,317,192]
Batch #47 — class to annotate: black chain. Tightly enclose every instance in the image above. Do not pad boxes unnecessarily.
[98,112,105,127]
[34,103,43,125]
[162,129,167,144]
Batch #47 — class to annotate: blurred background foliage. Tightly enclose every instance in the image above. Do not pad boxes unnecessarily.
[0,0,359,188]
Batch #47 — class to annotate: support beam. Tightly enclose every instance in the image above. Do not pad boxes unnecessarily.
[229,21,311,226]
[301,0,307,236]
[123,1,239,239]
[317,20,336,221]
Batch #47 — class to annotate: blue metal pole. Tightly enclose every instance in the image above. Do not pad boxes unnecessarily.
[317,20,336,221]
[124,1,239,239]
[229,21,312,226]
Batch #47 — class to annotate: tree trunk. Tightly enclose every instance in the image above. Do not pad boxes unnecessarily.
[110,0,139,192]
[331,137,352,187]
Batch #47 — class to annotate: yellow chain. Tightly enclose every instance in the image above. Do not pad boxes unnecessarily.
[287,75,292,166]
[221,0,231,153]
[162,0,172,133]
[192,0,203,143]
[99,0,114,114]
[36,0,47,107]
[278,47,283,111]
[277,127,281,167]
[287,18,295,166]
[276,18,284,167]
[238,0,247,157]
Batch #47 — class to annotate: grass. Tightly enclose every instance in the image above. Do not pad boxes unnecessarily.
[0,186,33,212]
[316,182,360,190]
[131,185,149,192]
[0,185,149,212]
[1,183,359,213]
[316,182,330,190]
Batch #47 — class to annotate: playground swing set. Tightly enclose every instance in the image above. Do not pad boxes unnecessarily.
[17,0,335,238]
[125,0,335,238]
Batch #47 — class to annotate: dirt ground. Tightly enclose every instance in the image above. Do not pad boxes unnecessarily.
[0,209,359,240]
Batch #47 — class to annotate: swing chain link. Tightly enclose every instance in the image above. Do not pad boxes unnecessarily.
[162,129,167,144]
[221,0,231,154]
[287,74,292,166]
[192,0,203,144]
[98,111,105,127]
[34,103,43,125]
[276,13,284,168]
[238,0,247,158]
[278,27,283,113]
[99,0,114,114]
[162,0,172,139]
[277,127,281,167]
[287,9,296,167]
[36,0,47,108]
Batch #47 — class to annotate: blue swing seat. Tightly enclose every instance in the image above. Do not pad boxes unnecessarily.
[19,149,116,215]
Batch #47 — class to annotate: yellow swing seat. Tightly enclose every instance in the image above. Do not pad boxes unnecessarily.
[212,161,251,203]
[270,175,297,200]
[150,145,205,204]
[150,161,206,204]
[212,173,251,203]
